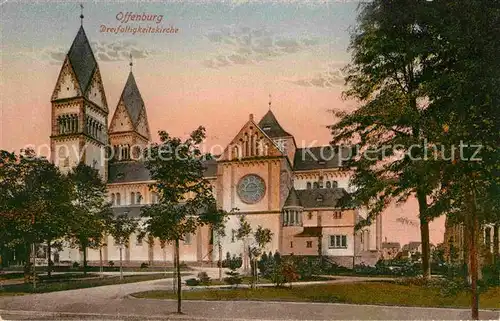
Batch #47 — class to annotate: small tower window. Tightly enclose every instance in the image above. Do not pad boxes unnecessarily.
[116,193,121,206]
[136,192,142,204]
[313,182,319,189]
[326,181,332,188]
[332,181,338,188]
[306,182,312,189]
[130,192,135,205]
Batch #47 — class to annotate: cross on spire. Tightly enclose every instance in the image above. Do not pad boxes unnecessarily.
[268,94,272,110]
[129,53,133,72]
[79,4,84,25]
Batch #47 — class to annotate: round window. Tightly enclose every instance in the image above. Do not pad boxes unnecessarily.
[237,174,266,204]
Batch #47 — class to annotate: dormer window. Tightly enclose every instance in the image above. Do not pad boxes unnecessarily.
[262,126,271,131]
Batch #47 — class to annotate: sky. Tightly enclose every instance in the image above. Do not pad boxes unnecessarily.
[0,0,445,245]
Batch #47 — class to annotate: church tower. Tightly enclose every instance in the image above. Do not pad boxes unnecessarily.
[108,57,151,161]
[50,14,109,179]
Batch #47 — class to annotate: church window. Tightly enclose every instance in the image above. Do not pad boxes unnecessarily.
[290,241,293,248]
[130,192,135,205]
[326,181,332,188]
[136,236,143,246]
[306,182,312,189]
[66,87,69,91]
[290,211,295,224]
[306,241,313,248]
[231,230,236,243]
[313,182,319,189]
[116,193,121,206]
[319,181,324,188]
[111,193,115,205]
[136,192,142,204]
[331,181,338,188]
[308,212,313,220]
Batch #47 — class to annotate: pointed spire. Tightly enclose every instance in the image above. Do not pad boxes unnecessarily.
[258,109,292,138]
[67,25,97,93]
[120,71,145,126]
[80,4,84,26]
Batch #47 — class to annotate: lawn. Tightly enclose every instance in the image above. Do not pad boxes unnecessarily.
[132,282,500,310]
[0,272,192,295]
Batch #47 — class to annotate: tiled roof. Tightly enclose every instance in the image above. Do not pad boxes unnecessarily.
[284,187,302,207]
[382,242,401,249]
[203,158,217,177]
[108,161,151,184]
[68,26,97,93]
[108,159,217,184]
[112,205,143,218]
[258,110,292,138]
[295,188,351,209]
[293,146,353,171]
[121,72,145,127]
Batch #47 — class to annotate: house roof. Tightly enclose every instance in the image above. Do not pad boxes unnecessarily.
[120,71,145,127]
[293,146,353,171]
[295,227,322,237]
[107,159,217,184]
[295,188,351,209]
[284,187,302,207]
[108,161,151,184]
[382,242,401,249]
[67,26,97,93]
[257,110,292,138]
[402,241,422,251]
[112,205,143,218]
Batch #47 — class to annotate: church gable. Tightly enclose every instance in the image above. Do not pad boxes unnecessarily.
[136,109,151,140]
[109,101,134,133]
[86,66,108,111]
[51,57,81,101]
[220,115,284,161]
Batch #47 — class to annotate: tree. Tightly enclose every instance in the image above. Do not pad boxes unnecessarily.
[109,213,139,280]
[235,215,252,273]
[141,126,224,314]
[0,149,73,283]
[67,163,112,276]
[251,225,273,288]
[330,0,446,280]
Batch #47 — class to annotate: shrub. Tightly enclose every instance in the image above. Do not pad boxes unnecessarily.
[197,271,211,285]
[224,262,242,287]
[185,278,200,286]
[108,261,114,267]
[481,262,500,287]
[72,261,80,268]
[140,262,149,269]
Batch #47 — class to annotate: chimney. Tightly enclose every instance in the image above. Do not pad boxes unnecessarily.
[249,113,254,121]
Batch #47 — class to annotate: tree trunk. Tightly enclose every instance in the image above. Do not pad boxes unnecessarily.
[172,244,176,291]
[47,240,52,278]
[493,223,499,265]
[119,246,123,281]
[468,216,479,320]
[175,238,182,314]
[218,240,222,281]
[416,189,431,279]
[82,245,87,277]
[99,247,104,278]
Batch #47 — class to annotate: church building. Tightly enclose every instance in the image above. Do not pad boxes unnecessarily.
[51,22,382,268]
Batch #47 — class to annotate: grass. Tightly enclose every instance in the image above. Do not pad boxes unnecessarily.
[132,282,500,310]
[0,272,191,295]
[191,275,332,286]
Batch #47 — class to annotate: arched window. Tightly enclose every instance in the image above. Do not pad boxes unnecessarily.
[313,182,319,189]
[136,192,142,204]
[326,181,332,188]
[111,193,115,205]
[116,193,121,205]
[331,181,338,188]
[306,182,312,189]
[130,192,135,205]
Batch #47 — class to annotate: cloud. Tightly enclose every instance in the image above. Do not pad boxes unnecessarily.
[202,26,321,69]
[27,40,159,65]
[288,63,348,88]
